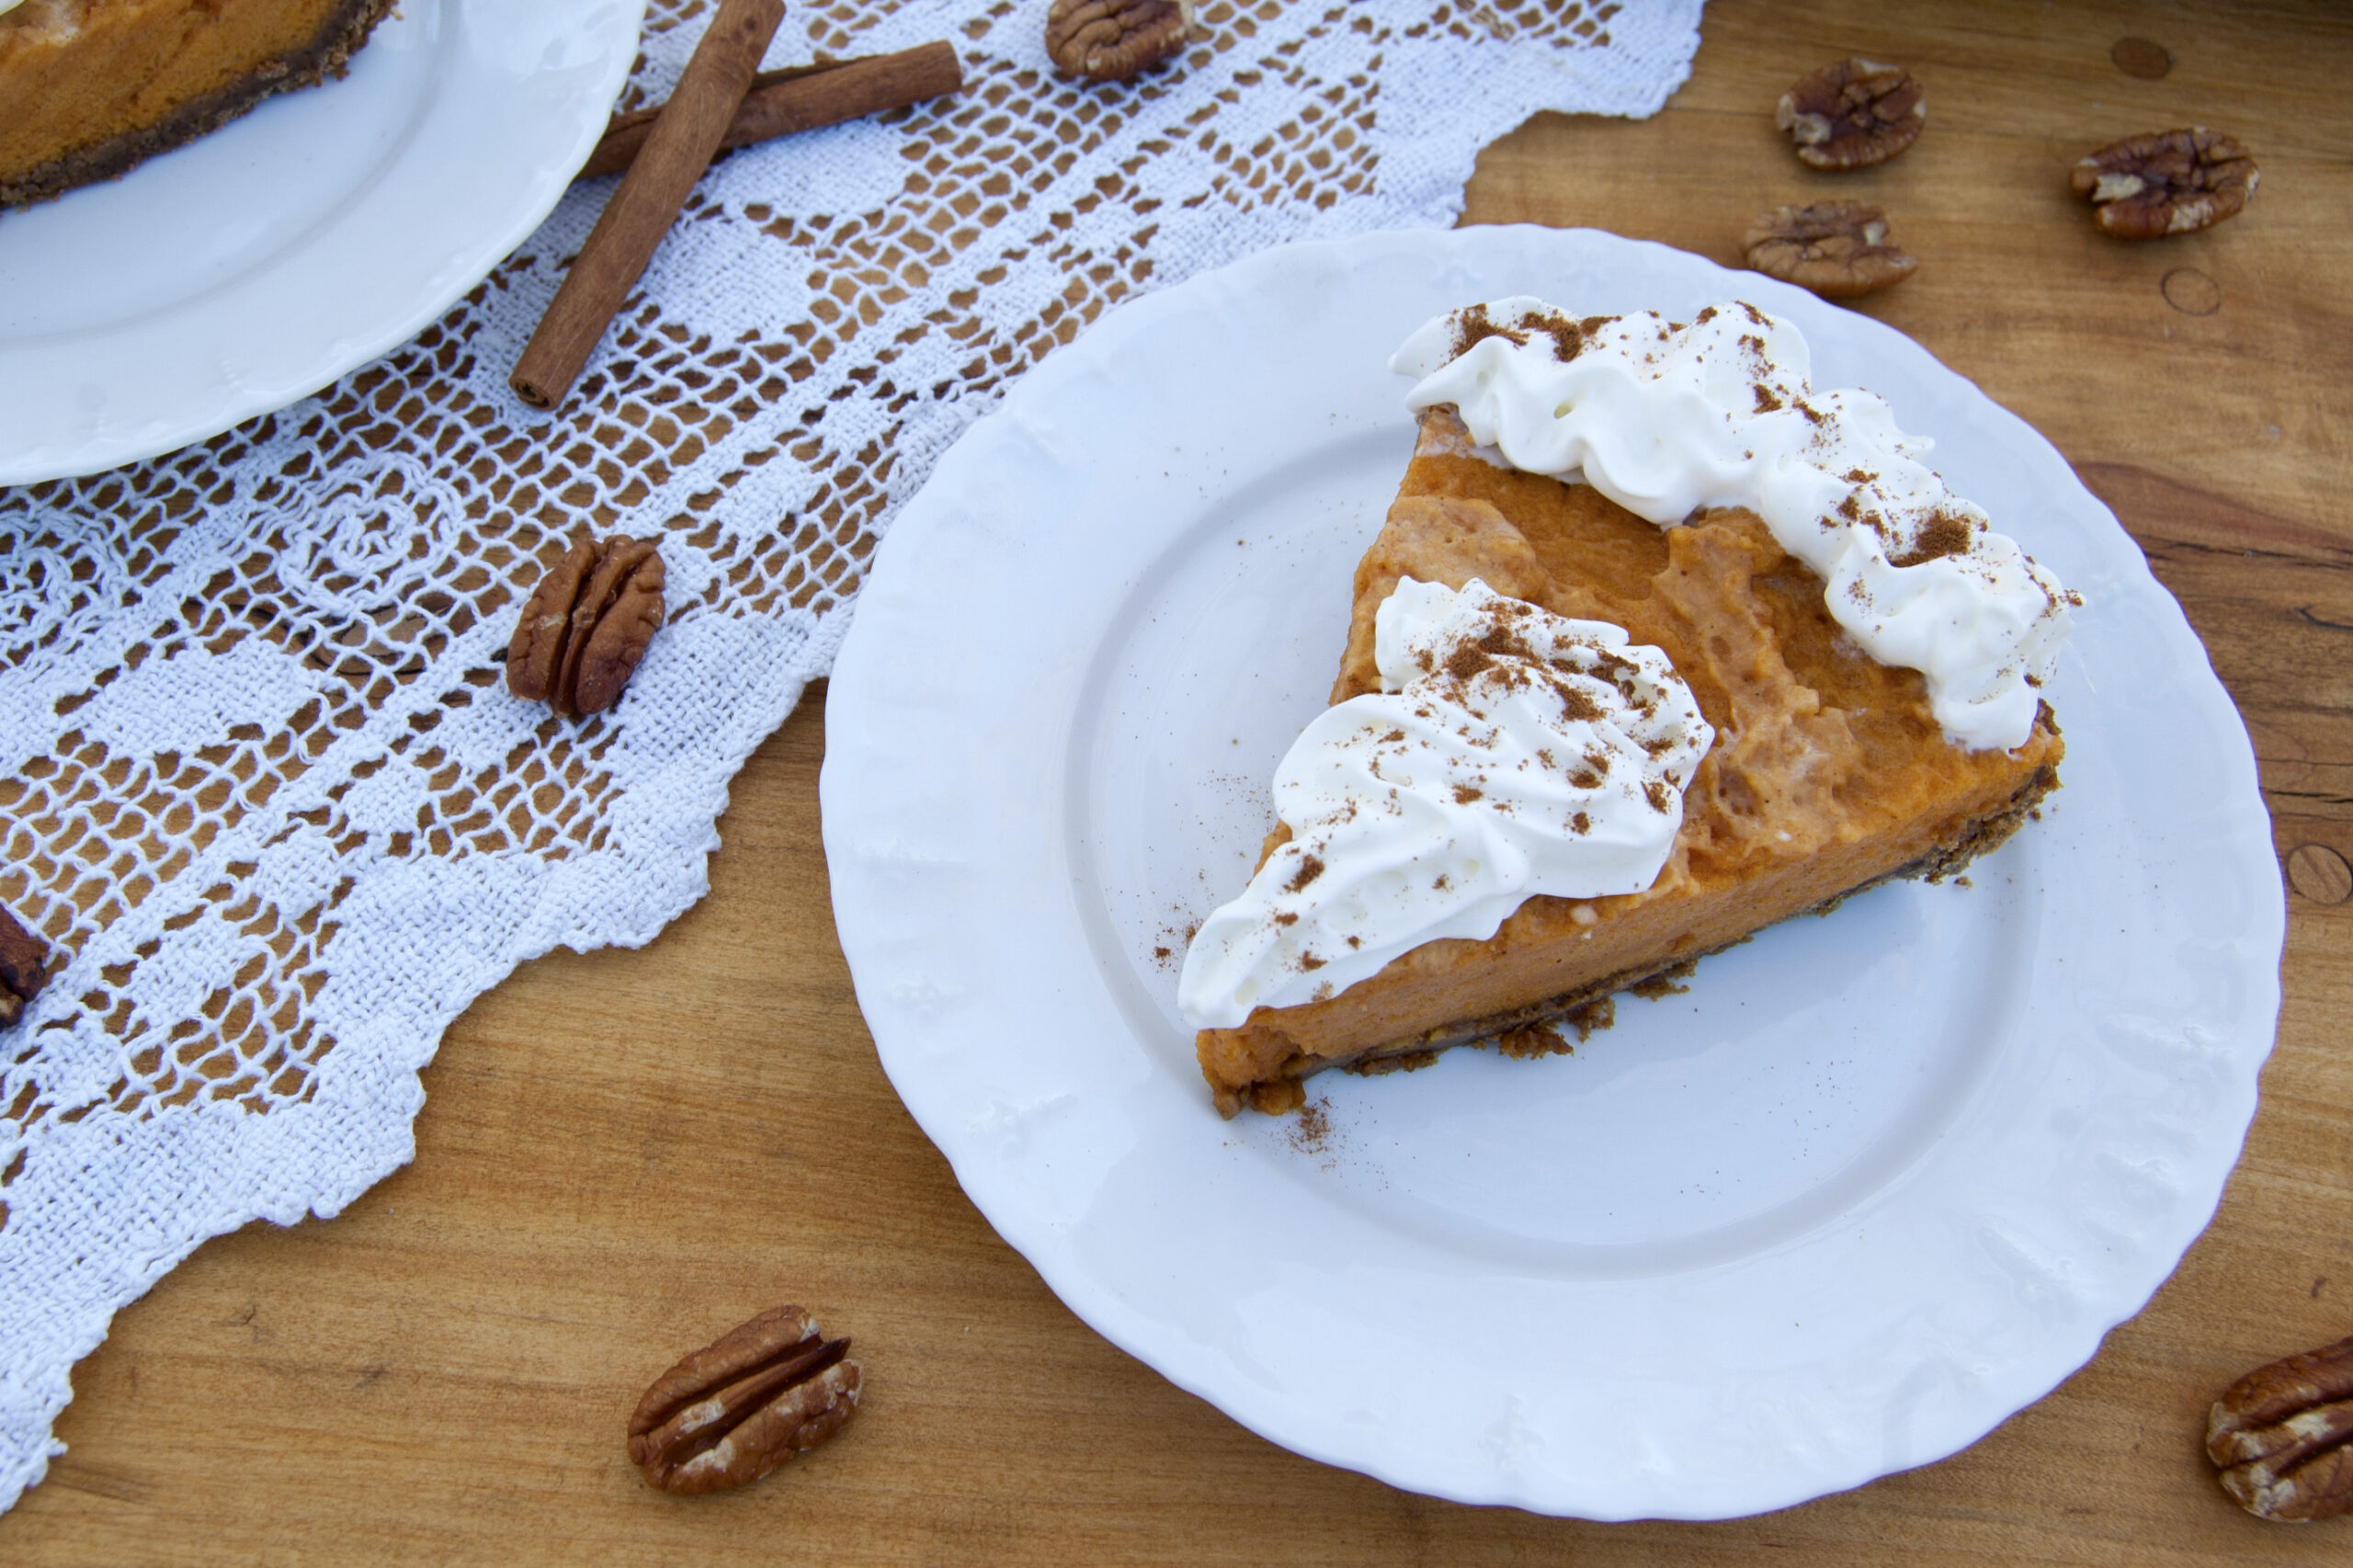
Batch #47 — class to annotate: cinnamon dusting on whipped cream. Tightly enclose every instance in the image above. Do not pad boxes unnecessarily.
[1177,578,1711,1030]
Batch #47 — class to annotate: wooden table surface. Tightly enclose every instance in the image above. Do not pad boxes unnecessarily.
[8,0,2351,1561]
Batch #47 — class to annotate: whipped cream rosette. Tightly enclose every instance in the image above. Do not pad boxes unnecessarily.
[1390,298,2078,751]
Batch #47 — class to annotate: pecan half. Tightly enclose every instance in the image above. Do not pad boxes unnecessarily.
[2208,1335,2353,1522]
[628,1304,860,1496]
[2071,128,2258,240]
[1744,201,1917,298]
[1045,0,1193,84]
[1775,59,1925,169]
[0,903,50,1028]
[505,535,665,717]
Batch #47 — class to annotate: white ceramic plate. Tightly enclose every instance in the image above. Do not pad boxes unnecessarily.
[0,0,645,485]
[822,226,2282,1520]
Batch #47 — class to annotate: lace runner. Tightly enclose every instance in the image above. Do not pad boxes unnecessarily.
[0,0,1700,1507]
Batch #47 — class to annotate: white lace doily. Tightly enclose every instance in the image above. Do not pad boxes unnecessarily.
[0,0,1700,1509]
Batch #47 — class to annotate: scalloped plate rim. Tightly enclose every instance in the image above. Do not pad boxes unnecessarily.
[822,224,2283,1519]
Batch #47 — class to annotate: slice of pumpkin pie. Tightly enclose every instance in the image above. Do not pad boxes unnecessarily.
[1181,299,2076,1117]
[0,0,396,211]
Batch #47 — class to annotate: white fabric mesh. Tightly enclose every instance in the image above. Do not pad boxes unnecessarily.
[0,0,1699,1508]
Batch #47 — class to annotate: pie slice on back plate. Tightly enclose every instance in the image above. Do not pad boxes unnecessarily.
[0,0,396,210]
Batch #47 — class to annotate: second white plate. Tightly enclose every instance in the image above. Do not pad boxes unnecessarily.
[822,225,2282,1519]
[0,0,644,485]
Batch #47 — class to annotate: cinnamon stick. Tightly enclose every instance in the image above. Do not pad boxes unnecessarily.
[578,42,963,181]
[510,0,785,412]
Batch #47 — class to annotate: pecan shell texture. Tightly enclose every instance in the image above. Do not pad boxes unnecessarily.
[1744,201,1917,298]
[2071,127,2258,239]
[1046,0,1193,84]
[629,1303,862,1495]
[505,534,665,717]
[1775,59,1925,169]
[0,903,50,1027]
[2208,1334,2353,1522]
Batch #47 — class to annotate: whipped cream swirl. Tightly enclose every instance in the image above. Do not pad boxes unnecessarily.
[1179,579,1712,1030]
[1391,299,2077,751]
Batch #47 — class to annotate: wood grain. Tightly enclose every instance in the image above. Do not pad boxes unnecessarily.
[7,0,2352,1560]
